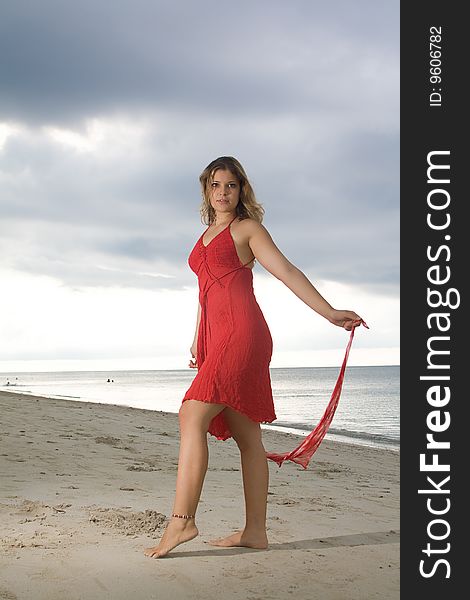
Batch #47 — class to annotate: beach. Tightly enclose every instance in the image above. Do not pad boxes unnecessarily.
[0,390,399,599]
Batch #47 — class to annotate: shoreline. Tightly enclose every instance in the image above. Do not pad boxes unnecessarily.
[1,390,399,599]
[0,385,400,452]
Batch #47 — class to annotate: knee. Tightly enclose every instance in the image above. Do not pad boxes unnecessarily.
[179,403,195,429]
[178,402,208,435]
[234,430,264,453]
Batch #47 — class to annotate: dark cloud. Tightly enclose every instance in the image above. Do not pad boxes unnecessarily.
[0,0,398,124]
[0,0,399,297]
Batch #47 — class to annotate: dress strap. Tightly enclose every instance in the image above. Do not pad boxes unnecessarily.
[229,216,255,266]
[201,215,238,240]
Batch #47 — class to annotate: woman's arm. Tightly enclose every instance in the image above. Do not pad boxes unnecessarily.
[246,221,364,330]
[189,302,202,369]
[192,302,201,345]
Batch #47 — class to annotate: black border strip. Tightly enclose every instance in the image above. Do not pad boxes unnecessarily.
[401,1,464,595]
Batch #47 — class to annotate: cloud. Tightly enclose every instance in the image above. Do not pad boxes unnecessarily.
[0,0,399,297]
[1,1,398,122]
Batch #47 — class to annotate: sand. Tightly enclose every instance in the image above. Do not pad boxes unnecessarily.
[0,390,399,599]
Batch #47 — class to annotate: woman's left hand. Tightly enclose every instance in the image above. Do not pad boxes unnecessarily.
[328,309,368,331]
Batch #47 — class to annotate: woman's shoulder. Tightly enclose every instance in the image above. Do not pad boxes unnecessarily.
[237,216,265,232]
[234,217,268,245]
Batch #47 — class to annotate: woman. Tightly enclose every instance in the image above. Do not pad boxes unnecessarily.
[144,156,363,559]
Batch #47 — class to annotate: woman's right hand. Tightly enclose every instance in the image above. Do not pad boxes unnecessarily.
[189,342,198,369]
[328,309,368,331]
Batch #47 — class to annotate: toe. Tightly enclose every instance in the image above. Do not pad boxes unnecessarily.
[144,546,161,557]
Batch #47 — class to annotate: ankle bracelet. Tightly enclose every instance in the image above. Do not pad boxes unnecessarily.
[172,513,195,519]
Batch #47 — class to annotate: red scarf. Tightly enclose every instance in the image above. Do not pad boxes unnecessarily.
[266,320,369,469]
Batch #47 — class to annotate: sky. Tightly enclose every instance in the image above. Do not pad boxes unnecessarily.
[0,0,399,372]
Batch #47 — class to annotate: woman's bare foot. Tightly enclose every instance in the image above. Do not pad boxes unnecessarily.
[144,518,198,558]
[207,529,268,549]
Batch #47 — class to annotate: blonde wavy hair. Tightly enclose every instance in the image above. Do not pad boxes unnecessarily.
[199,156,265,225]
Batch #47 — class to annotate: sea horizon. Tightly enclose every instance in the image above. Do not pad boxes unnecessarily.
[0,363,400,374]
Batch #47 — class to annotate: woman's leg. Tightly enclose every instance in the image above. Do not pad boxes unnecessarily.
[207,407,269,549]
[144,399,227,558]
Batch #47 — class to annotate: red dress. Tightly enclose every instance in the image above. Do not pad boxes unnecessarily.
[182,215,277,440]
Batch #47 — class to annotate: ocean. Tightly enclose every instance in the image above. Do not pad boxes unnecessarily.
[1,365,399,450]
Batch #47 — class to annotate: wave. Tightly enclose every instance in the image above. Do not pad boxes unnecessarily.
[266,420,399,448]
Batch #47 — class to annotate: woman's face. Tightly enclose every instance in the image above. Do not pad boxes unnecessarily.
[209,169,240,216]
